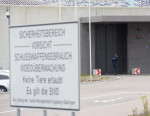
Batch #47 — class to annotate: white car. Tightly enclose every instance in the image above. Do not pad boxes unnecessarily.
[0,70,9,92]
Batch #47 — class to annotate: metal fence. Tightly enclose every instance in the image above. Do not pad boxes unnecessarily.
[0,0,150,7]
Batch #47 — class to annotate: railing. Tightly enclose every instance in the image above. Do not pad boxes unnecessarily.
[0,0,150,7]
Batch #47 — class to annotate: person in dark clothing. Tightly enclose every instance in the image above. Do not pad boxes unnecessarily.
[112,53,118,75]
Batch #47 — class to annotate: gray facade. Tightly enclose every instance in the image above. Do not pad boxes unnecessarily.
[80,16,150,74]
[1,5,150,74]
[80,24,96,74]
[128,23,150,74]
[95,24,127,75]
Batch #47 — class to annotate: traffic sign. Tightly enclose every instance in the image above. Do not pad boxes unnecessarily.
[132,68,140,75]
[9,22,80,111]
[93,69,101,75]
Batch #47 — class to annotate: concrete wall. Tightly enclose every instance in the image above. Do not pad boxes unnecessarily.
[8,7,150,26]
[1,5,150,73]
[95,24,127,75]
[80,23,95,74]
[25,7,59,24]
[0,6,9,69]
[128,23,150,74]
[80,24,89,74]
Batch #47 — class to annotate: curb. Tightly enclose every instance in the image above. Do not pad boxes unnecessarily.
[81,76,121,84]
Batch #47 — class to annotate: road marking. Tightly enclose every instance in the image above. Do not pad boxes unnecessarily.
[81,98,149,113]
[59,99,150,116]
[103,100,109,103]
[1,92,150,114]
[109,99,115,102]
[94,100,99,103]
[116,97,122,100]
[81,92,150,100]
[0,110,16,114]
[94,97,123,103]
[0,109,25,114]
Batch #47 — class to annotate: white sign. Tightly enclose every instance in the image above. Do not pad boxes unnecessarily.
[93,69,101,75]
[10,22,80,110]
[132,68,140,75]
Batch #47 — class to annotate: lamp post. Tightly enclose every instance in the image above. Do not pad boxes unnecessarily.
[89,0,92,82]
[6,5,10,72]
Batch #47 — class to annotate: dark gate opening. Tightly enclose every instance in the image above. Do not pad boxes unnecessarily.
[95,24,127,75]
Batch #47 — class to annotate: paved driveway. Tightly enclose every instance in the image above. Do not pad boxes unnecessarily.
[1,75,150,116]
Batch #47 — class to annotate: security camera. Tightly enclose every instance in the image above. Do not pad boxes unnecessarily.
[6,6,10,18]
[6,11,10,18]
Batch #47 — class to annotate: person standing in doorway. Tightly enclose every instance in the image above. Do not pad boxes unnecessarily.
[112,53,118,75]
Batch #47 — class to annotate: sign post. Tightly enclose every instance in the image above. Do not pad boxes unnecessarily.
[43,110,47,116]
[72,112,75,116]
[9,22,80,111]
[17,109,20,116]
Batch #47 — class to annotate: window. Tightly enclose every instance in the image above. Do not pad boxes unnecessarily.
[0,75,9,80]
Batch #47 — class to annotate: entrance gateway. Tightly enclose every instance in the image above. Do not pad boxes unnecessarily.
[9,22,80,110]
[80,16,150,74]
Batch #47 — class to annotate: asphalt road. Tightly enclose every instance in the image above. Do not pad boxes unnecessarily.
[1,75,150,116]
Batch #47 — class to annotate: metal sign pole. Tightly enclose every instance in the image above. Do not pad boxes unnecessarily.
[43,110,47,116]
[59,0,62,22]
[72,112,75,116]
[7,3,21,116]
[89,0,92,82]
[7,2,20,116]
[75,0,77,20]
[17,109,20,116]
